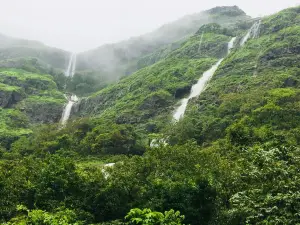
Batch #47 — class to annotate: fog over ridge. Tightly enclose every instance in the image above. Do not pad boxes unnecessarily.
[0,0,299,51]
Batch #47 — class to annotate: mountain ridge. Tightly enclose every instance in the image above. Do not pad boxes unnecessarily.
[1,5,300,225]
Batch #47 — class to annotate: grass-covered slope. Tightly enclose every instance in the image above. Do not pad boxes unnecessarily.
[170,6,300,146]
[75,24,236,131]
[2,6,300,225]
[0,33,69,70]
[0,68,65,148]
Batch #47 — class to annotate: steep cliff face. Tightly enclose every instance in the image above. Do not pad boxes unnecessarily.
[17,96,64,123]
[0,84,24,108]
[0,69,65,147]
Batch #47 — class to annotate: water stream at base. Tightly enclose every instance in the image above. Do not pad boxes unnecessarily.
[173,37,236,121]
[60,94,78,125]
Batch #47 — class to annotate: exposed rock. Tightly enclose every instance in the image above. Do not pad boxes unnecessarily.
[174,86,191,98]
[139,95,171,110]
[0,90,23,108]
[73,94,114,116]
[0,90,12,107]
[283,77,297,87]
[115,115,140,125]
[22,101,64,124]
[146,123,157,132]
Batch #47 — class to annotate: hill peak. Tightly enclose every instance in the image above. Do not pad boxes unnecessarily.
[206,5,246,17]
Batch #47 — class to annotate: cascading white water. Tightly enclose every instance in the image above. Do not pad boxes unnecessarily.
[173,37,236,121]
[173,59,224,121]
[252,20,261,38]
[240,20,261,46]
[228,37,236,52]
[198,32,204,53]
[65,53,73,77]
[65,53,77,77]
[60,94,78,125]
[60,53,78,125]
[71,54,77,77]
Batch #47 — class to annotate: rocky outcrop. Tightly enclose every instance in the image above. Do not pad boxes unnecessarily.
[73,93,116,116]
[283,77,298,87]
[21,101,64,124]
[174,86,192,98]
[0,89,23,108]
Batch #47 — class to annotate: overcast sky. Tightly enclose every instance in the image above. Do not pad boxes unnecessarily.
[0,0,299,52]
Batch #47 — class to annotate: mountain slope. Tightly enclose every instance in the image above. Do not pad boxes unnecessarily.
[170,6,300,146]
[0,33,69,70]
[0,68,65,148]
[2,5,300,225]
[74,23,240,131]
[75,6,250,85]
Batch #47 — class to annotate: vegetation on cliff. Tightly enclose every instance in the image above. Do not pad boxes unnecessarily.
[1,5,300,225]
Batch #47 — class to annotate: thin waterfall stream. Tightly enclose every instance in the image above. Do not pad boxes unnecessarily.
[197,32,204,53]
[60,53,78,125]
[173,37,236,121]
[240,20,261,46]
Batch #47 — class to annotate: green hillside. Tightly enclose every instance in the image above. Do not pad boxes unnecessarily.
[74,23,238,132]
[0,33,69,70]
[0,68,65,148]
[1,5,300,225]
[173,6,300,147]
[69,6,250,96]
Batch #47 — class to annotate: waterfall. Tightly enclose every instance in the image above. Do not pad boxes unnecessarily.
[173,37,236,121]
[228,37,236,53]
[60,94,78,125]
[65,54,73,77]
[71,54,77,77]
[65,53,77,77]
[240,20,261,46]
[173,98,189,121]
[197,32,204,54]
[60,53,78,125]
[252,20,261,38]
[173,59,223,121]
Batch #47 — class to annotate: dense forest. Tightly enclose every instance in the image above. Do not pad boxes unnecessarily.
[0,5,300,225]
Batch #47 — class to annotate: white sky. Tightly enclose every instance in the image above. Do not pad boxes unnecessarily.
[0,0,299,52]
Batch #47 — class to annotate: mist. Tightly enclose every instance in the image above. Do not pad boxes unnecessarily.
[0,0,299,52]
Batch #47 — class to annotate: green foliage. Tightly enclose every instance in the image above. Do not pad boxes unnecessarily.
[76,25,233,132]
[1,5,300,225]
[224,146,300,224]
[65,71,112,96]
[0,67,65,147]
[5,206,85,225]
[125,208,184,225]
[0,109,31,149]
[169,6,300,147]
